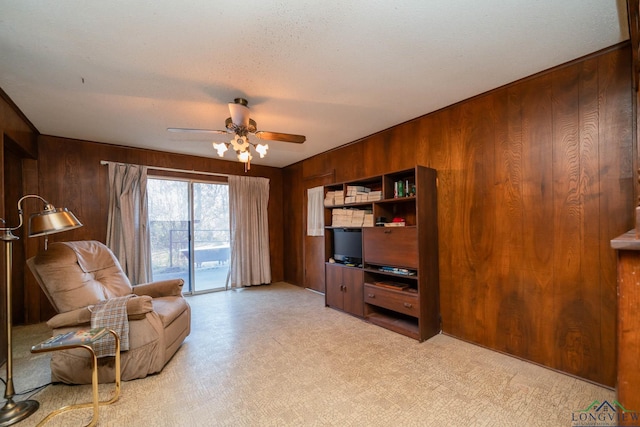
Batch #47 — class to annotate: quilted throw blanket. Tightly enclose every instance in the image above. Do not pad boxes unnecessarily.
[90,295,134,357]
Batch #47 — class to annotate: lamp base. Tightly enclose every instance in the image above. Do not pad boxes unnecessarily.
[0,398,39,426]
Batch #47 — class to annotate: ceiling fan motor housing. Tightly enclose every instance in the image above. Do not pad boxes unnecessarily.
[225,117,257,135]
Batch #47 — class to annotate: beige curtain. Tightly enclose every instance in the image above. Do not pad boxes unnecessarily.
[228,175,271,287]
[307,186,324,236]
[106,162,151,284]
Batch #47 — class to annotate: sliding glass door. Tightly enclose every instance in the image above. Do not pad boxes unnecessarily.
[147,177,230,294]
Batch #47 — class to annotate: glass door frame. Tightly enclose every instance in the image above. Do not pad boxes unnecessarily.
[148,174,230,295]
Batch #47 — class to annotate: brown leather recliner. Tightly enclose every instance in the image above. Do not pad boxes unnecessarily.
[27,240,191,384]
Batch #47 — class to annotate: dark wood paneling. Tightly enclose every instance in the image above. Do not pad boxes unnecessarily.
[516,74,554,365]
[303,143,365,184]
[550,59,598,380]
[492,82,527,358]
[283,163,304,286]
[283,45,633,386]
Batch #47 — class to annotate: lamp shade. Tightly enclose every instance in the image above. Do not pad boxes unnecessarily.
[28,207,83,237]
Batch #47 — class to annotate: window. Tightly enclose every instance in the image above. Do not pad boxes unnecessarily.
[147,177,230,293]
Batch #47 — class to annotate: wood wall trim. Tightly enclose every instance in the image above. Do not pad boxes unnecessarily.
[0,87,39,135]
[0,92,38,159]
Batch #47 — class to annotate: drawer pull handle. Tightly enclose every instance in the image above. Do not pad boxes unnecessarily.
[384,230,392,234]
[403,302,412,308]
[367,293,375,298]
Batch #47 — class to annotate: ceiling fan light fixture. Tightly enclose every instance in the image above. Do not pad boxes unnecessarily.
[237,150,252,163]
[230,135,249,151]
[255,143,268,158]
[212,142,228,157]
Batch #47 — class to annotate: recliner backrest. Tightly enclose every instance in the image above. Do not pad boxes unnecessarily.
[27,240,133,313]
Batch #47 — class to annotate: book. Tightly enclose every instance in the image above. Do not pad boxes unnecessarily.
[31,328,108,351]
[384,222,405,227]
[373,281,409,290]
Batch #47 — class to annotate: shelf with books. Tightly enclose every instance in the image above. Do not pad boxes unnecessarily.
[328,206,375,228]
[323,178,383,207]
[384,170,417,199]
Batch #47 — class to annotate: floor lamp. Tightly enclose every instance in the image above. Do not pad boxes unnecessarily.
[0,195,82,426]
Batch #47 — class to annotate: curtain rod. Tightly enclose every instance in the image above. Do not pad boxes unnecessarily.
[100,160,227,178]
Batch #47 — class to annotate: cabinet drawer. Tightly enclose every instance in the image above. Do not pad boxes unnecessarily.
[364,283,419,317]
[363,227,418,268]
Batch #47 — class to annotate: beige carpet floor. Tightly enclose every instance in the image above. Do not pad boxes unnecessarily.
[5,282,613,426]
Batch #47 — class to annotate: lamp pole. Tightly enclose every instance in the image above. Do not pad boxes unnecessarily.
[0,231,38,426]
[0,195,82,425]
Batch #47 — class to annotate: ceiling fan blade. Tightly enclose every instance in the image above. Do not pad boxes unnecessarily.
[255,131,306,144]
[167,128,229,134]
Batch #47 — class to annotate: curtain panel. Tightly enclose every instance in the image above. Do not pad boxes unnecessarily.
[106,162,151,284]
[307,186,324,236]
[228,175,271,287]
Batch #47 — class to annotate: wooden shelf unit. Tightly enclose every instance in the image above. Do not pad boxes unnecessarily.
[324,166,440,341]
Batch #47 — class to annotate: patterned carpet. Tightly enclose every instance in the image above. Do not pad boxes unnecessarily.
[6,282,613,426]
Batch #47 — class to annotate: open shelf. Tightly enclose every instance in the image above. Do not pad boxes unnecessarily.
[363,267,419,281]
[365,307,419,340]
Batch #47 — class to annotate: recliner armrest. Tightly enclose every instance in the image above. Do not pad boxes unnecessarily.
[47,307,91,329]
[46,295,154,329]
[133,279,184,298]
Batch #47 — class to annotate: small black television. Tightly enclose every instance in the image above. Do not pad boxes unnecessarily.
[332,228,362,264]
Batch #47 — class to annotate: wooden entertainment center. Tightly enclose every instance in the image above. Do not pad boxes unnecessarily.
[324,165,440,341]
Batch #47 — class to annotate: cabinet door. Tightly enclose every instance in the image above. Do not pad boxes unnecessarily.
[325,263,344,310]
[343,268,364,317]
[363,227,418,268]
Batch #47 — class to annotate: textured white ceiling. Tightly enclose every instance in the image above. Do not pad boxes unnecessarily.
[0,1,630,168]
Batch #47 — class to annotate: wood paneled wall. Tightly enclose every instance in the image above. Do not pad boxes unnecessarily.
[25,136,284,323]
[283,44,634,386]
[283,163,304,286]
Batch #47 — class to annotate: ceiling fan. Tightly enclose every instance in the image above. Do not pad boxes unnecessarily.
[167,98,306,171]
